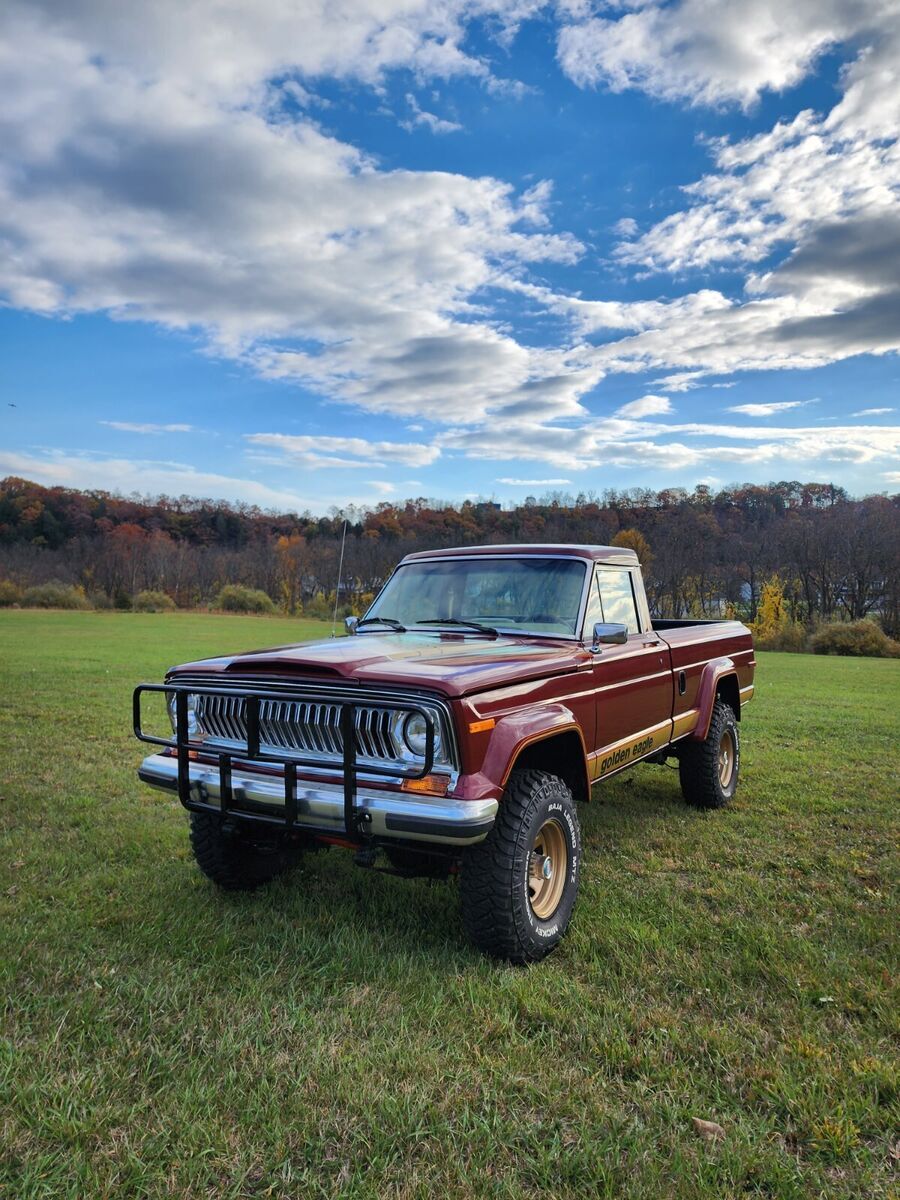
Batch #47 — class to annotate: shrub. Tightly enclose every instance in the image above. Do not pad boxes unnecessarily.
[21,581,90,610]
[810,620,900,658]
[754,623,809,653]
[751,575,788,642]
[302,591,356,621]
[0,579,24,607]
[216,584,276,614]
[303,592,334,620]
[133,589,176,612]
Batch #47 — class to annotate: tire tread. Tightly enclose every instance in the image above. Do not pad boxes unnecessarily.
[189,813,294,890]
[678,699,738,809]
[460,769,580,964]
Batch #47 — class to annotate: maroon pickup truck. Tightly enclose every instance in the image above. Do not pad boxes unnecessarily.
[135,544,755,962]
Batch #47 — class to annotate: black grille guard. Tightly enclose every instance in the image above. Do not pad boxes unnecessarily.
[133,682,438,838]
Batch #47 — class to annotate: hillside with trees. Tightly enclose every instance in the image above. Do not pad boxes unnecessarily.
[0,476,897,640]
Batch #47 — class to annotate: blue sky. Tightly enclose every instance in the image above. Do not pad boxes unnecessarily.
[1,1,898,512]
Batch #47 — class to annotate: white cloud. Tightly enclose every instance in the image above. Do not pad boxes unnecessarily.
[654,372,705,393]
[615,394,672,418]
[853,407,894,415]
[100,420,195,434]
[557,0,891,109]
[441,417,900,472]
[0,449,320,510]
[497,477,572,485]
[1,0,899,492]
[503,275,884,397]
[613,217,637,237]
[368,480,397,494]
[572,2,899,312]
[244,433,440,469]
[251,334,601,425]
[12,0,515,101]
[883,471,900,484]
[617,131,899,278]
[576,236,900,389]
[518,285,732,336]
[727,400,816,417]
[610,30,900,282]
[0,0,583,430]
[401,93,462,134]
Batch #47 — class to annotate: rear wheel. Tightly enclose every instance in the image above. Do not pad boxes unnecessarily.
[678,699,740,809]
[460,769,581,964]
[189,813,299,891]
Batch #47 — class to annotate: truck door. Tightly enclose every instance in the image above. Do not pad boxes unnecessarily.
[585,564,674,781]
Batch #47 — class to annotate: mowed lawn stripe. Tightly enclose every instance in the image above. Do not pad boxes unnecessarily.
[1,610,897,1198]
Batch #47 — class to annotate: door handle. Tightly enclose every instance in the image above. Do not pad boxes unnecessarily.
[642,639,662,647]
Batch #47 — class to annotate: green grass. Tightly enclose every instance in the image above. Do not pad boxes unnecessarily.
[1,610,897,1199]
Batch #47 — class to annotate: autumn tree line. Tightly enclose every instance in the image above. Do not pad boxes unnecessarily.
[0,476,898,642]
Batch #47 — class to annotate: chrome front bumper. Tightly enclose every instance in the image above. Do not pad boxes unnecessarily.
[138,754,497,846]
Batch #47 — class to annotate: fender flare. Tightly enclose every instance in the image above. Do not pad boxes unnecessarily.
[691,657,739,741]
[479,704,590,802]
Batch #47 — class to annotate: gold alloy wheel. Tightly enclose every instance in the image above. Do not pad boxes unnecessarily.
[718,727,736,789]
[528,818,568,920]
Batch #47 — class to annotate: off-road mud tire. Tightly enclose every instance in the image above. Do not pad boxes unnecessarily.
[189,812,298,891]
[678,699,740,809]
[460,769,581,964]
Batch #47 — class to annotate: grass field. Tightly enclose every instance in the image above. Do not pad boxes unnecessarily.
[1,610,897,1199]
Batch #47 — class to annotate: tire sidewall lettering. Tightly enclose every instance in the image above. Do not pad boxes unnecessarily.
[720,716,740,798]
[518,785,581,947]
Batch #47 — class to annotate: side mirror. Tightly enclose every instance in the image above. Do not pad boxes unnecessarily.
[590,622,628,653]
[344,615,359,636]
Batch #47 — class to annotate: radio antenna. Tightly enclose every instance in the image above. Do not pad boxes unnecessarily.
[331,517,348,637]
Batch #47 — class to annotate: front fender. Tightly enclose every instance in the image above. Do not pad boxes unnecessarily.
[477,703,589,796]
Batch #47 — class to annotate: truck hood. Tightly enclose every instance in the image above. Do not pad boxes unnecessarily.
[169,632,590,698]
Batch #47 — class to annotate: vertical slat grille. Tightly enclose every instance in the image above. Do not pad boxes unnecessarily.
[194,692,437,768]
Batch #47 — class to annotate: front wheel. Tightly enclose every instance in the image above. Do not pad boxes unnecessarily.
[189,813,299,890]
[460,769,581,964]
[678,699,740,809]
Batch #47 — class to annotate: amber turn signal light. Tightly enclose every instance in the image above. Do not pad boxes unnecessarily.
[468,718,495,734]
[401,774,451,796]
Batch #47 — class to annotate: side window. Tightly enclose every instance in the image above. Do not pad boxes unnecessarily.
[583,571,604,635]
[596,568,640,634]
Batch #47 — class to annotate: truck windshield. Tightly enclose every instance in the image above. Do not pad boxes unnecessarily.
[365,557,587,637]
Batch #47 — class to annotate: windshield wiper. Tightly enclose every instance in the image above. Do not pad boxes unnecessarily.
[356,616,407,632]
[416,617,498,636]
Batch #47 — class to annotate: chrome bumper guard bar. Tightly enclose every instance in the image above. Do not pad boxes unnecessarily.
[134,682,436,837]
[136,754,497,846]
[133,683,495,845]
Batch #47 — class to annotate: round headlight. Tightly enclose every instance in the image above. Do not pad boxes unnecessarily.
[402,712,438,758]
[166,691,201,737]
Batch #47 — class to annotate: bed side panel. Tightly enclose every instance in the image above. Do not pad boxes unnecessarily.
[656,621,755,739]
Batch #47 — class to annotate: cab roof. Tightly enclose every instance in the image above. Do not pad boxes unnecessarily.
[400,543,639,566]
